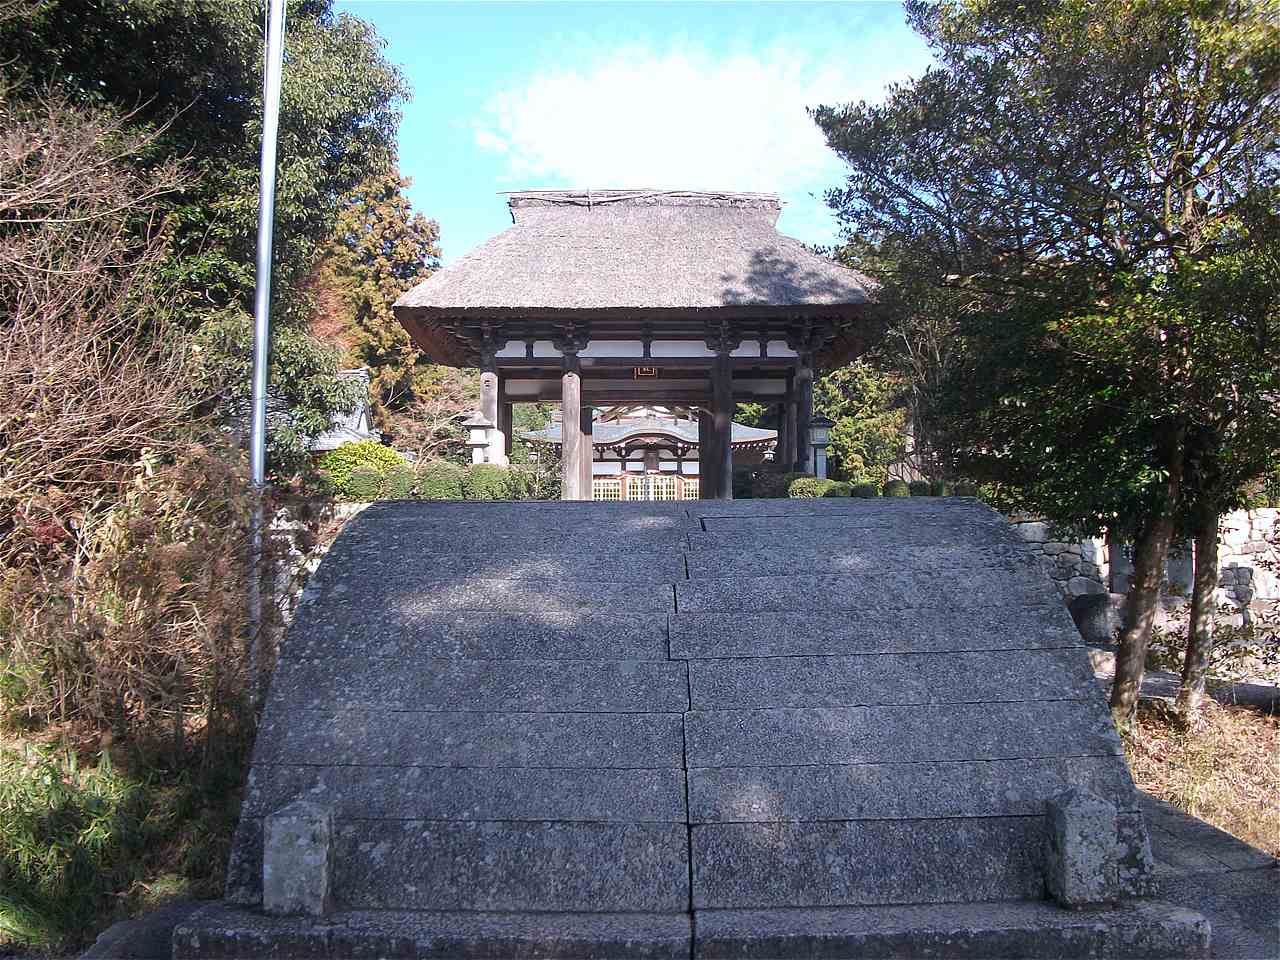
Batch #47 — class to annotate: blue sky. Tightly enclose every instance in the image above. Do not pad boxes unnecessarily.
[333,1,935,262]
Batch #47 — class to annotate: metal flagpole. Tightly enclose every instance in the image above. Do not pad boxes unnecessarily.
[248,0,287,706]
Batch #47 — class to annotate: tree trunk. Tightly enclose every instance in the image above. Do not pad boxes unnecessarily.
[1110,423,1185,723]
[1177,505,1220,716]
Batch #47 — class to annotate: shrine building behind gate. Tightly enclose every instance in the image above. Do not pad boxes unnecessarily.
[393,189,881,499]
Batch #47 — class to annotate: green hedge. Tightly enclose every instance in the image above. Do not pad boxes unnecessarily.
[345,465,384,501]
[908,480,931,497]
[822,481,852,497]
[382,463,416,500]
[415,460,465,500]
[955,482,979,497]
[930,480,954,497]
[850,482,880,498]
[753,470,807,499]
[316,440,404,497]
[789,476,840,498]
[883,479,910,497]
[462,464,513,500]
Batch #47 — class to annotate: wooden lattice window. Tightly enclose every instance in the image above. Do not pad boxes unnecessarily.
[650,476,678,501]
[592,478,622,501]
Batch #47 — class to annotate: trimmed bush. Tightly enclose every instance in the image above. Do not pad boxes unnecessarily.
[382,463,416,499]
[415,460,464,500]
[752,469,798,499]
[930,480,954,497]
[316,440,404,494]
[789,476,837,498]
[822,481,852,497]
[883,479,910,497]
[462,464,513,500]
[908,480,931,497]
[955,482,979,497]
[850,482,880,498]
[345,465,384,501]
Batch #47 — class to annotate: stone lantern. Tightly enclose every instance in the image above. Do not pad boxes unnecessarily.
[809,415,834,479]
[462,411,493,465]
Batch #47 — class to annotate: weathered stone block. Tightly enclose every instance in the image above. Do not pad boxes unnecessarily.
[263,801,333,917]
[1068,592,1125,644]
[1044,788,1155,908]
[1067,576,1105,597]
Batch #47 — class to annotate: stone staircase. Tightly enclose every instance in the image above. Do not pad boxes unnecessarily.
[175,498,1208,959]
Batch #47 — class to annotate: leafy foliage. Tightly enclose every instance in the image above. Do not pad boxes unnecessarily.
[0,737,248,952]
[822,481,853,498]
[193,314,363,474]
[883,480,911,498]
[414,461,465,500]
[908,480,931,497]
[308,170,446,434]
[315,440,404,495]
[851,482,880,498]
[344,465,384,502]
[788,476,839,498]
[2,0,408,329]
[815,0,1280,717]
[462,465,514,501]
[815,360,909,485]
[381,463,416,500]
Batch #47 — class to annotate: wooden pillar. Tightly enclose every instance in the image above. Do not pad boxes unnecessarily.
[785,373,799,472]
[479,355,506,465]
[580,405,594,499]
[697,409,716,499]
[796,354,813,474]
[561,355,586,500]
[775,399,789,470]
[498,377,513,460]
[711,351,734,499]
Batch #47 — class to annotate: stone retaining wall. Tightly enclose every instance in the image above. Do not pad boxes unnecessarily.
[1011,508,1278,605]
[1009,521,1109,599]
[1217,508,1279,604]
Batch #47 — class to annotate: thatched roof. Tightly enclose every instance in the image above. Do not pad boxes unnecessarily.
[393,191,878,367]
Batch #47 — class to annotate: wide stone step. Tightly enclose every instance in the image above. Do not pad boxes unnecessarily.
[303,577,674,613]
[670,608,1081,659]
[271,657,689,712]
[174,899,1208,960]
[684,543,1035,578]
[175,903,693,959]
[691,818,1047,908]
[229,819,689,913]
[686,524,1015,550]
[687,648,1095,709]
[691,900,1209,958]
[287,609,670,661]
[688,756,1138,823]
[254,708,686,768]
[332,550,686,583]
[242,764,687,822]
[675,571,1060,611]
[684,700,1121,767]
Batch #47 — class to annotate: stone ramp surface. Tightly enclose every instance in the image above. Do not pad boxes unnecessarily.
[179,498,1207,959]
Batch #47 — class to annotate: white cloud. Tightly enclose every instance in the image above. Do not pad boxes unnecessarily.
[474,40,927,205]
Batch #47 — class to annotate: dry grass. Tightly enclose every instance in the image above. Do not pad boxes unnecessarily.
[1124,698,1280,857]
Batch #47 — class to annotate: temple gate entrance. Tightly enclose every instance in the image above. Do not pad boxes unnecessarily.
[393,190,881,498]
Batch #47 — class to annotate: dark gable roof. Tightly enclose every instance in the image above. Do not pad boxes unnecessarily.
[394,190,876,316]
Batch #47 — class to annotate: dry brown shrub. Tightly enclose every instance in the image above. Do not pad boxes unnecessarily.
[0,89,325,760]
[1124,698,1280,857]
[1,89,190,570]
